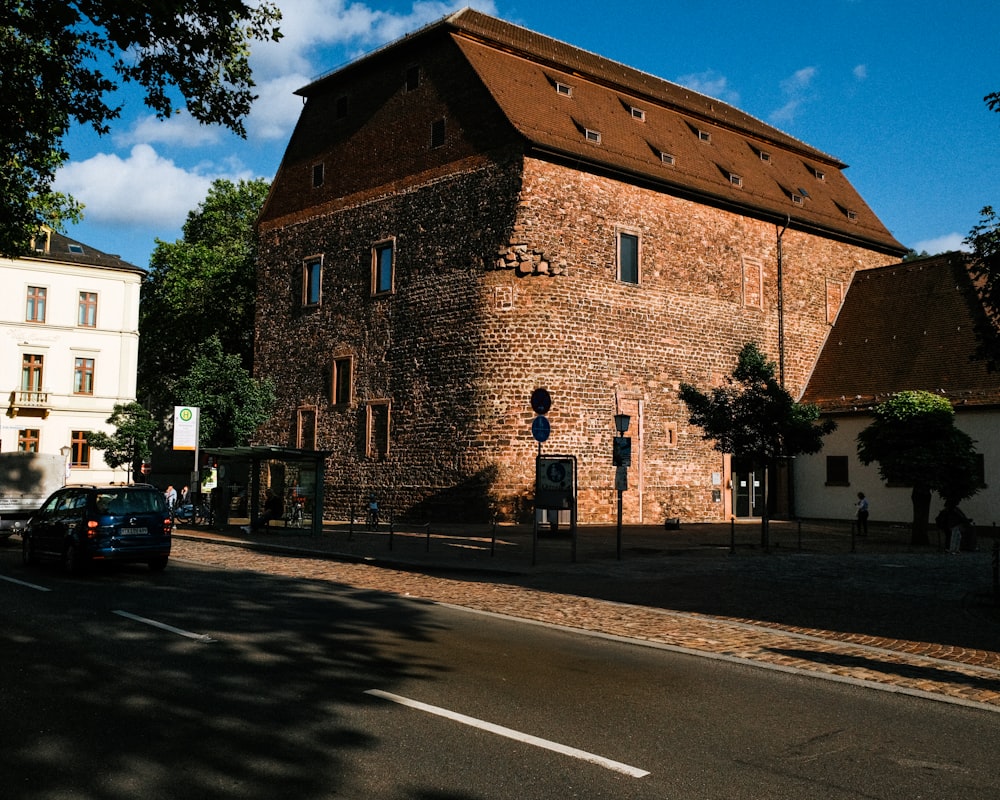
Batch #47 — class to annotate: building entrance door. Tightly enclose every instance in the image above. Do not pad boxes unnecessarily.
[732,461,764,518]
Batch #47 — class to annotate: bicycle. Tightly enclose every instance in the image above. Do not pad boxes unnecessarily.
[285,495,305,528]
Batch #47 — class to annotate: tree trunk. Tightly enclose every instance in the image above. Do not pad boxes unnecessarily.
[910,484,932,546]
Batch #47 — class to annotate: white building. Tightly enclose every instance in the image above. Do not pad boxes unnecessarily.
[794,253,1000,529]
[1,229,144,483]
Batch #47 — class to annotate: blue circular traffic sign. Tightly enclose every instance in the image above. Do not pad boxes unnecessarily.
[531,415,551,443]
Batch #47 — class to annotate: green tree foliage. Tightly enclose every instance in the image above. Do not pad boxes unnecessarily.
[174,335,275,448]
[0,1,281,256]
[856,390,980,545]
[87,401,158,481]
[139,178,272,446]
[965,206,1000,370]
[680,342,836,546]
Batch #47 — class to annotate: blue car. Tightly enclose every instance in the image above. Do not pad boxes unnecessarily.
[22,484,172,574]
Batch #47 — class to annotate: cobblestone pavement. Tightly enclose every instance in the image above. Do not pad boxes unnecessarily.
[172,519,1000,713]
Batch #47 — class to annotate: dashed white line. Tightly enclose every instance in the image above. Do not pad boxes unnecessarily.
[0,574,51,592]
[365,689,650,778]
[113,610,215,642]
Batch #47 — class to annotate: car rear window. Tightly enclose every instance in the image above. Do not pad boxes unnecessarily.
[96,491,166,515]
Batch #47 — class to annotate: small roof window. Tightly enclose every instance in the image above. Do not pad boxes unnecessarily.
[847,209,858,222]
[67,244,84,254]
[697,128,712,143]
[555,81,573,97]
[759,150,771,163]
[660,151,676,166]
[729,173,743,188]
[584,128,601,144]
[630,106,645,121]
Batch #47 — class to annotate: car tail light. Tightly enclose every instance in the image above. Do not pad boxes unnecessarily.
[87,519,98,539]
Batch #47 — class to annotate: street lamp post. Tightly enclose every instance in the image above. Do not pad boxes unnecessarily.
[613,413,631,560]
[59,445,72,486]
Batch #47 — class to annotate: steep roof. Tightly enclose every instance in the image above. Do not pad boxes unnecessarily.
[300,8,905,256]
[801,253,1000,412]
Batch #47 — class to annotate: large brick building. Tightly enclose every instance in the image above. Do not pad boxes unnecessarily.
[254,9,905,524]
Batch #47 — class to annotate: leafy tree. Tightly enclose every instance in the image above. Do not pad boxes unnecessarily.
[965,205,1000,370]
[856,390,980,546]
[174,334,275,447]
[0,1,281,255]
[680,342,836,547]
[87,401,158,482]
[138,178,269,422]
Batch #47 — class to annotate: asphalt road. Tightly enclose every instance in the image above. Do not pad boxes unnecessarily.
[2,545,999,799]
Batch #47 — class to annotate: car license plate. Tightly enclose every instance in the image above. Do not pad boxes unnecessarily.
[119,527,148,536]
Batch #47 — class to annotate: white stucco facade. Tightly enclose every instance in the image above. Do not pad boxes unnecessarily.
[793,409,1000,530]
[1,236,143,484]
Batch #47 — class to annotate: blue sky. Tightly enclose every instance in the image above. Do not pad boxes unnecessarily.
[55,0,1000,268]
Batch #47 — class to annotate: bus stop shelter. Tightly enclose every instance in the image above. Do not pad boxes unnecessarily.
[203,446,330,536]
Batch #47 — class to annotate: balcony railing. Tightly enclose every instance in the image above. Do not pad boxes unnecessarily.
[8,390,50,417]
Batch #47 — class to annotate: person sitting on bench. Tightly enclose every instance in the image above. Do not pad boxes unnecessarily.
[246,488,284,532]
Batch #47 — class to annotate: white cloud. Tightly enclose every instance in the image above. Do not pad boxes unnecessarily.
[53,144,245,228]
[247,73,314,141]
[911,233,970,255]
[113,110,224,149]
[770,66,817,125]
[675,70,740,105]
[251,0,497,79]
[853,64,868,81]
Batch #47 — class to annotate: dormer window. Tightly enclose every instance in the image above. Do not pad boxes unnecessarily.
[847,209,858,222]
[812,167,826,180]
[791,193,804,205]
[555,81,573,97]
[660,151,676,166]
[630,106,645,121]
[759,150,771,163]
[584,128,601,144]
[697,128,712,143]
[312,162,324,188]
[431,118,446,148]
[729,173,743,188]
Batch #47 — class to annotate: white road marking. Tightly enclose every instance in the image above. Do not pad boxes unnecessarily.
[113,610,215,642]
[365,689,650,778]
[0,574,51,592]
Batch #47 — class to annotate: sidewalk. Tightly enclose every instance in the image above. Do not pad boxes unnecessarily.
[172,517,1000,712]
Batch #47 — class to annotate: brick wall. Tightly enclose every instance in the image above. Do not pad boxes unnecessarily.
[256,148,889,524]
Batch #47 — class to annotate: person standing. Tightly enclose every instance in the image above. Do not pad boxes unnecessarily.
[856,492,869,536]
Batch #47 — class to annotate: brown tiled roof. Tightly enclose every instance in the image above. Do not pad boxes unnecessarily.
[301,9,905,256]
[801,253,1000,412]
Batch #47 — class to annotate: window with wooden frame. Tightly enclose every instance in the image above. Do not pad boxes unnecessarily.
[73,357,95,395]
[366,400,391,459]
[296,406,317,450]
[331,355,353,407]
[302,256,322,307]
[71,430,90,468]
[372,240,395,296]
[78,292,97,327]
[26,286,46,322]
[18,428,40,452]
[21,353,43,392]
[617,230,640,285]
